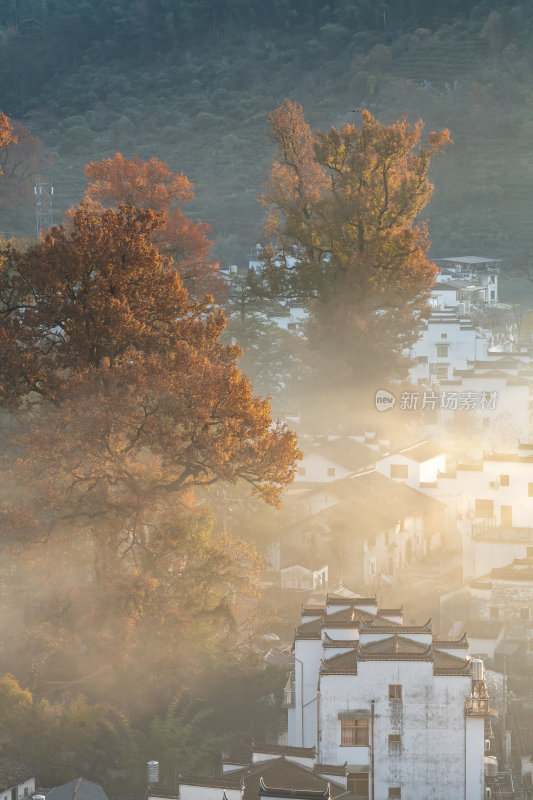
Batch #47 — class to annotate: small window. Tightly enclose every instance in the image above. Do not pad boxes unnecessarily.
[369,559,376,576]
[389,684,402,700]
[287,322,297,330]
[475,499,494,518]
[388,734,401,753]
[529,483,533,498]
[440,333,448,339]
[436,344,449,358]
[388,790,401,799]
[24,791,28,798]
[391,464,408,479]
[327,467,336,477]
[520,608,530,620]
[347,773,369,798]
[341,718,369,746]
[500,474,509,487]
[417,355,428,364]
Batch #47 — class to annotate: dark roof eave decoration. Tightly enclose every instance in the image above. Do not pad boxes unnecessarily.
[258,777,330,800]
[359,618,432,634]
[433,634,469,648]
[178,775,243,790]
[357,652,433,662]
[313,764,347,777]
[252,744,316,759]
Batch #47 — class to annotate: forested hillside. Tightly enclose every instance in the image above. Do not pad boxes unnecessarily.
[2,0,533,287]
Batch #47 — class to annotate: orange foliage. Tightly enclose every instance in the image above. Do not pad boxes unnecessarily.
[0,111,16,161]
[85,152,193,211]
[0,203,300,687]
[261,99,451,381]
[83,153,226,302]
[0,203,299,505]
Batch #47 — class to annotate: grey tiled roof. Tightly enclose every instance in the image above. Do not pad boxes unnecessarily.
[46,779,109,800]
[0,760,34,793]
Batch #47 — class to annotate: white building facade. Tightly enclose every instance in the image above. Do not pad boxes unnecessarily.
[286,596,490,800]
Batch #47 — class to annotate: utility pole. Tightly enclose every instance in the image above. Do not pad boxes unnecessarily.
[34,175,54,241]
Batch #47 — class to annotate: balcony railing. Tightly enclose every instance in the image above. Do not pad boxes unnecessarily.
[471,524,533,543]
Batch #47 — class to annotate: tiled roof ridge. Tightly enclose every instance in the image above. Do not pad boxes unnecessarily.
[358,635,433,661]
[252,744,316,758]
[320,648,358,674]
[178,774,244,789]
[360,617,431,633]
[326,594,377,606]
[258,776,330,800]
[432,633,469,648]
[322,633,358,648]
[313,764,347,777]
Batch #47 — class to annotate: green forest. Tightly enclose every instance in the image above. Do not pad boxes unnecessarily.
[2,0,533,281]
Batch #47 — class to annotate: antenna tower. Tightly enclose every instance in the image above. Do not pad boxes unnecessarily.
[34,174,54,240]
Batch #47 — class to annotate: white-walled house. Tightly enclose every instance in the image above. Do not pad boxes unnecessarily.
[0,763,35,800]
[295,437,378,483]
[409,308,489,386]
[380,442,533,568]
[284,468,445,589]
[285,595,490,800]
[376,441,446,487]
[434,256,500,305]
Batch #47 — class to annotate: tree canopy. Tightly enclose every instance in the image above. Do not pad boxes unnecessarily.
[259,100,450,384]
[82,153,226,301]
[0,198,299,698]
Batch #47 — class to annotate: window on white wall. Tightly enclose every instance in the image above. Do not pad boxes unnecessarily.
[341,718,369,746]
[391,464,408,479]
[347,773,369,798]
[389,684,402,700]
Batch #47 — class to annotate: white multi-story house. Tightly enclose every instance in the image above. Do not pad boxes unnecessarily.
[409,306,490,386]
[434,256,501,305]
[380,441,533,580]
[285,595,490,800]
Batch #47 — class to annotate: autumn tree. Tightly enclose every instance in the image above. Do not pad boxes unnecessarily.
[0,112,15,155]
[259,100,451,389]
[82,153,226,301]
[0,203,299,696]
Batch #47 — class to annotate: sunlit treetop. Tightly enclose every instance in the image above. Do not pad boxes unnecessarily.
[85,152,194,211]
[0,112,16,169]
[82,153,226,302]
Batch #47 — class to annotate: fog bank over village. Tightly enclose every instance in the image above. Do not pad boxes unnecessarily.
[2,2,533,800]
